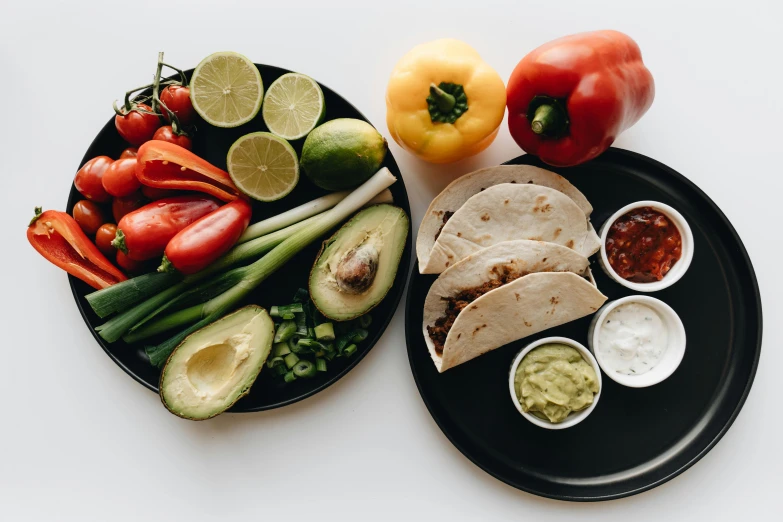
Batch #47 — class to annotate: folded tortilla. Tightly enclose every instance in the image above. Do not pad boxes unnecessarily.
[417,165,593,273]
[421,184,601,274]
[423,240,607,373]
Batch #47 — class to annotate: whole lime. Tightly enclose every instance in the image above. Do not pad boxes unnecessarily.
[300,118,387,190]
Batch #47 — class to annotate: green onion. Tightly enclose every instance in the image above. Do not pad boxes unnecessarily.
[294,312,308,336]
[314,323,335,341]
[358,314,372,329]
[275,364,288,376]
[284,353,300,370]
[273,320,297,343]
[266,356,285,369]
[351,329,369,343]
[297,338,327,352]
[343,344,358,357]
[86,272,180,319]
[283,370,297,383]
[336,329,368,352]
[270,303,304,320]
[315,358,327,372]
[293,360,316,378]
[142,168,397,367]
[272,342,291,357]
[287,335,301,353]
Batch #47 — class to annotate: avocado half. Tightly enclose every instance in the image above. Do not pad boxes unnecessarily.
[309,204,409,321]
[159,305,275,421]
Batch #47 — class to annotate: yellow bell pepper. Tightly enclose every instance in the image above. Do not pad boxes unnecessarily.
[386,39,506,164]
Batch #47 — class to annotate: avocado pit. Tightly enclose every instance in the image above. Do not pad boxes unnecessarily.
[335,243,379,294]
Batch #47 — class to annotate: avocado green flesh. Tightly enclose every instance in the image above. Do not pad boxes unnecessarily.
[310,204,409,321]
[159,305,275,420]
[300,118,387,191]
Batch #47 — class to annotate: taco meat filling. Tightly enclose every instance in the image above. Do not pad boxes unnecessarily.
[427,266,528,355]
[433,211,455,241]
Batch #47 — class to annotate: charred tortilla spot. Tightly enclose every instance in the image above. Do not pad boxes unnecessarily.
[515,293,521,301]
[457,232,462,237]
[504,199,510,205]
[481,213,490,222]
[457,333,461,339]
[524,320,532,327]
[554,227,562,238]
[471,305,478,310]
[566,239,574,248]
[445,261,449,267]
[433,210,455,241]
[550,296,560,305]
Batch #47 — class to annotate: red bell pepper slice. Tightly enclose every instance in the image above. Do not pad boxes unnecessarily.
[162,199,253,275]
[506,30,655,167]
[27,207,127,290]
[135,141,243,202]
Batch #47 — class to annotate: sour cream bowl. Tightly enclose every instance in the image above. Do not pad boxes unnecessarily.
[588,295,686,388]
[598,201,694,292]
[508,336,602,430]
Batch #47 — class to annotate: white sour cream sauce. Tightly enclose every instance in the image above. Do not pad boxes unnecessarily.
[597,302,668,375]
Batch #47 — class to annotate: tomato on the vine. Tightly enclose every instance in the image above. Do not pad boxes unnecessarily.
[160,85,194,125]
[95,223,118,257]
[74,156,113,202]
[103,158,141,197]
[152,126,192,150]
[72,200,106,235]
[115,103,160,146]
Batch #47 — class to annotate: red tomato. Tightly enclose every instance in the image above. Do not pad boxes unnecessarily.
[141,185,179,200]
[119,147,138,159]
[152,126,192,150]
[116,251,145,274]
[102,158,141,197]
[72,200,106,235]
[115,195,221,260]
[115,103,161,146]
[112,191,147,223]
[74,156,113,202]
[164,199,252,274]
[160,85,195,125]
[95,223,118,257]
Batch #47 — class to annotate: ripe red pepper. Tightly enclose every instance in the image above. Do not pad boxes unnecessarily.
[27,208,126,290]
[135,141,242,202]
[162,199,253,274]
[506,30,655,167]
[113,195,220,261]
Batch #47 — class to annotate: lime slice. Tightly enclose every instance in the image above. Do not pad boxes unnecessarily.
[190,52,264,128]
[227,132,299,201]
[262,73,325,140]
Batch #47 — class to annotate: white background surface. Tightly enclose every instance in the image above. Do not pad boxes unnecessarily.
[1,1,781,520]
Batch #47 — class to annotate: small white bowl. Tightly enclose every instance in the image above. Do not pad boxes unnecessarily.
[598,201,694,292]
[588,295,686,388]
[508,336,602,430]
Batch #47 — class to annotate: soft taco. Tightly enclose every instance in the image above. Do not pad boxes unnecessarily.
[423,240,607,372]
[421,183,601,274]
[416,165,593,273]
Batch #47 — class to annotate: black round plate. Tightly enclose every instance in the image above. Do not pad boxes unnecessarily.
[405,149,761,501]
[67,64,411,412]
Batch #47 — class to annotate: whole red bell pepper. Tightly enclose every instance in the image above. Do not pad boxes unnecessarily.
[506,30,655,167]
[27,207,127,289]
[113,195,221,261]
[135,141,242,202]
[161,199,253,274]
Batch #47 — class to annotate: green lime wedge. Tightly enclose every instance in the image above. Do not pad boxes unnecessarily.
[227,132,299,201]
[262,73,325,140]
[190,52,264,128]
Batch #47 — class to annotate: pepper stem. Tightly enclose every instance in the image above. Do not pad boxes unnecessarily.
[532,105,558,135]
[29,206,43,226]
[527,96,569,138]
[111,229,128,254]
[429,83,456,113]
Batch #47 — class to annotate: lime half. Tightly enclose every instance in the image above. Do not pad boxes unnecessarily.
[190,52,264,128]
[262,73,325,140]
[227,132,299,201]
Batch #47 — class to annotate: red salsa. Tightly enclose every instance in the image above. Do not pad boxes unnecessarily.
[605,207,682,283]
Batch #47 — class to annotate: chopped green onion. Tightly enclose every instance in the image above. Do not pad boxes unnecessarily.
[284,353,300,370]
[270,303,304,320]
[314,323,335,341]
[266,356,285,369]
[283,370,297,383]
[294,312,308,336]
[272,342,291,357]
[287,335,301,353]
[315,358,327,372]
[351,329,369,343]
[297,338,327,353]
[324,350,336,361]
[358,314,372,329]
[343,344,358,357]
[275,364,288,376]
[293,360,316,378]
[273,320,297,343]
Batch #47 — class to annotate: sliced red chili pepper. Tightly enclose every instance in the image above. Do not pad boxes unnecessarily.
[136,141,242,202]
[162,199,253,274]
[27,207,126,290]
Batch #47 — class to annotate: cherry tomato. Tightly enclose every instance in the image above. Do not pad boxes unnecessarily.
[74,156,113,202]
[119,147,138,159]
[116,250,146,274]
[103,158,141,197]
[115,103,161,146]
[112,191,147,223]
[95,223,118,257]
[141,185,179,200]
[152,126,192,150]
[160,85,195,125]
[72,200,106,235]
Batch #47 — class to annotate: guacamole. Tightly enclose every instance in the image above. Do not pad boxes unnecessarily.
[514,343,599,423]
